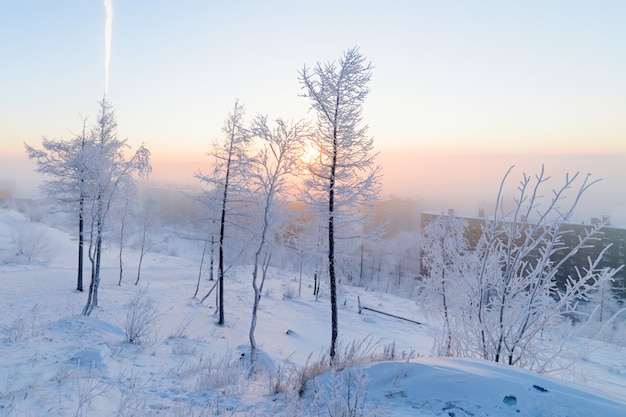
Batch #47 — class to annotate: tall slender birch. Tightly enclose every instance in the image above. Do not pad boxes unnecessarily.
[196,101,251,325]
[299,47,381,362]
[247,116,307,369]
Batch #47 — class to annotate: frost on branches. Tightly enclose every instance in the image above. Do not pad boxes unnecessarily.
[418,166,621,370]
[299,47,381,362]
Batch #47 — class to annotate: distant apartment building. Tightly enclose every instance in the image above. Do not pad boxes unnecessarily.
[420,210,626,299]
[371,198,422,237]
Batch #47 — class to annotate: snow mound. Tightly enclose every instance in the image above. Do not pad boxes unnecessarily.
[306,358,626,417]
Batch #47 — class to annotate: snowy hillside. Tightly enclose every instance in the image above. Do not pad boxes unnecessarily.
[0,207,625,416]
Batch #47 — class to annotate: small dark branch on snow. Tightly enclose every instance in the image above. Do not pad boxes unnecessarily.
[357,296,422,325]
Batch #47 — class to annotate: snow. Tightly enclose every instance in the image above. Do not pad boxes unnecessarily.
[0,207,625,416]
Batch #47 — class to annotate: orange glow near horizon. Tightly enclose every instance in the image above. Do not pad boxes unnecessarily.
[3,140,625,226]
[146,149,208,185]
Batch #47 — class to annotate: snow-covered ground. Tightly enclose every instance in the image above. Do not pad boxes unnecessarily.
[0,207,625,416]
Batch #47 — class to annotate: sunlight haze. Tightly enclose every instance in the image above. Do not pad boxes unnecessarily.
[1,0,625,223]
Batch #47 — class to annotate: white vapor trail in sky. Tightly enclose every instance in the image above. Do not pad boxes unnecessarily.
[104,0,113,97]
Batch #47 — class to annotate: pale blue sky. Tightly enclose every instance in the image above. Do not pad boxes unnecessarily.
[1,0,625,222]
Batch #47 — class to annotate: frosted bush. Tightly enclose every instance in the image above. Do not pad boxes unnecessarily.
[9,226,54,264]
[122,288,161,346]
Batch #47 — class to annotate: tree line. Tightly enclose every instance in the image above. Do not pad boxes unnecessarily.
[24,47,622,371]
[26,47,381,367]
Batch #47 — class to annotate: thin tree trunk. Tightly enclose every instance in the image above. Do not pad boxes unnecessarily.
[90,218,104,315]
[217,148,232,326]
[385,267,391,294]
[82,264,95,316]
[249,258,262,369]
[215,278,219,311]
[385,257,393,293]
[200,280,218,304]
[359,243,364,286]
[91,230,103,312]
[600,284,605,322]
[209,234,215,281]
[218,197,226,325]
[77,197,84,292]
[494,285,509,363]
[194,240,208,298]
[298,254,303,298]
[441,226,452,356]
[329,204,337,363]
[83,232,102,315]
[82,212,98,316]
[441,267,452,356]
[118,208,126,286]
[249,254,271,372]
[328,123,338,363]
[250,188,272,370]
[76,129,86,293]
[135,245,146,286]
[83,200,104,316]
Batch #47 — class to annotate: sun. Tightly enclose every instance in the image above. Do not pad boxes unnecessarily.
[301,142,322,166]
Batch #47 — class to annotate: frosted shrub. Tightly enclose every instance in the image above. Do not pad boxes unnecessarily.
[283,283,299,300]
[0,315,28,343]
[115,369,151,417]
[74,364,112,417]
[167,315,194,340]
[195,352,247,393]
[309,369,377,417]
[418,168,623,369]
[122,288,161,346]
[26,204,47,223]
[10,226,54,264]
[0,304,41,342]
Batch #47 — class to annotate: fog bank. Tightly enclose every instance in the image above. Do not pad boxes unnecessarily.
[3,149,625,227]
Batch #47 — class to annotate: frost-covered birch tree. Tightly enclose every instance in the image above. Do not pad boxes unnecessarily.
[135,198,158,286]
[299,47,381,362]
[114,181,137,286]
[431,166,622,370]
[419,213,469,356]
[194,189,221,302]
[82,100,151,316]
[25,120,91,291]
[471,167,620,368]
[247,115,307,369]
[196,101,251,325]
